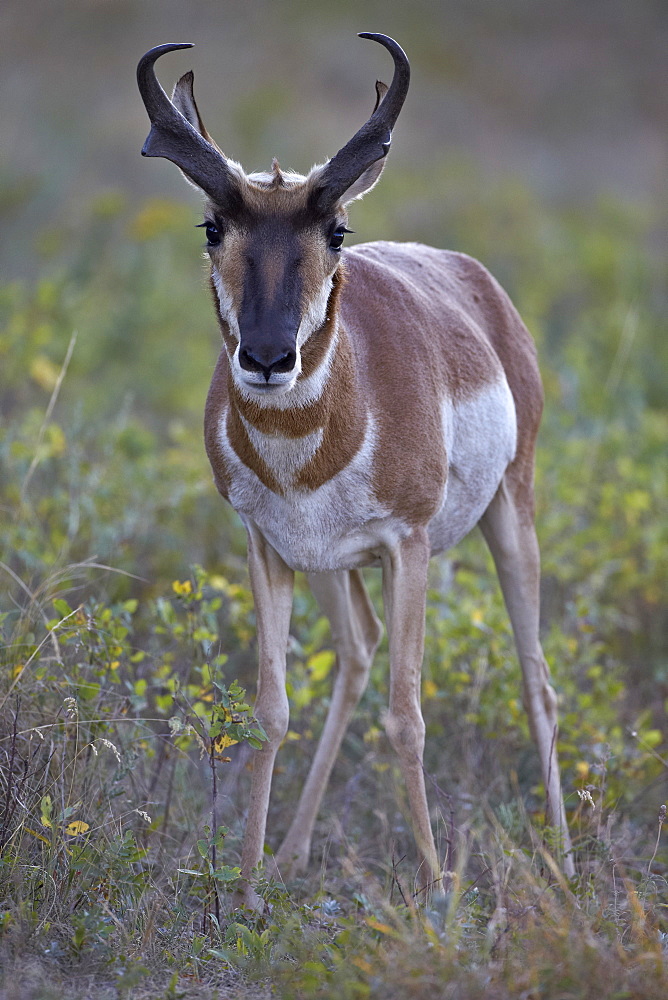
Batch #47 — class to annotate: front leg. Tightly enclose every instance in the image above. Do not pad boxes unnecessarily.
[275,569,382,875]
[237,524,294,910]
[381,527,442,898]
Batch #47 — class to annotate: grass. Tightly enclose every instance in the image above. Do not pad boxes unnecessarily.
[0,670,666,1000]
[1,171,667,996]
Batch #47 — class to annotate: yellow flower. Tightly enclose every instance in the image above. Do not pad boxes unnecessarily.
[172,580,192,597]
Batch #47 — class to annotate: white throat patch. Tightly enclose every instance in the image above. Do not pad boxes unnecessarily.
[240,414,324,492]
[297,275,334,349]
[211,267,240,340]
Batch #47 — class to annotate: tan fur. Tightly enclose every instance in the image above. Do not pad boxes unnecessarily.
[205,239,537,524]
[208,228,249,316]
[150,61,574,911]
[340,244,540,523]
[225,404,285,495]
[299,268,345,379]
[203,350,231,499]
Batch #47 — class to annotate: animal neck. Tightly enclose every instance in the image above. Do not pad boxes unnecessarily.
[226,269,369,494]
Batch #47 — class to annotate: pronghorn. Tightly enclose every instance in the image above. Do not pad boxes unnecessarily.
[137,33,574,908]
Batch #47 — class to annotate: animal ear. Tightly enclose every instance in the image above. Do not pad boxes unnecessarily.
[171,71,214,144]
[169,71,232,193]
[338,157,387,205]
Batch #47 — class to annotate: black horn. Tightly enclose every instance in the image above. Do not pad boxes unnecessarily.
[312,33,410,209]
[137,43,240,208]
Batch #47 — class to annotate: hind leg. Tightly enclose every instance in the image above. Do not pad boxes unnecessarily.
[480,477,574,875]
[274,568,382,875]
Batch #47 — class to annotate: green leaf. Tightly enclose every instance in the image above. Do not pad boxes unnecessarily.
[213,866,241,882]
[307,648,335,681]
[53,599,73,619]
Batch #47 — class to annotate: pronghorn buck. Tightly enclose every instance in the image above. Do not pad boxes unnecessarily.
[138,33,574,907]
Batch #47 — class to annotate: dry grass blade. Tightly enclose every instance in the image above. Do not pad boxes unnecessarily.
[21,331,77,499]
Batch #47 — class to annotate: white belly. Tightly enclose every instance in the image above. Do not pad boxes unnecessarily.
[428,377,517,553]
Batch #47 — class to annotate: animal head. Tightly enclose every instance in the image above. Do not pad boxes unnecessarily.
[137,35,410,400]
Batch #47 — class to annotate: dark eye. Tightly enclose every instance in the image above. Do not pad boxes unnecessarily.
[206,225,221,246]
[196,221,222,247]
[329,225,352,251]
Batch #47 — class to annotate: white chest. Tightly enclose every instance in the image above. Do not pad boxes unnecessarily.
[217,376,517,572]
[219,414,407,572]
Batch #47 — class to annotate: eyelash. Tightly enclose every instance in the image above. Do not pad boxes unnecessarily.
[329,225,353,251]
[196,221,221,247]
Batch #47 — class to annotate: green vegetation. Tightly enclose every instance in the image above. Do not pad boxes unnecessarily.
[1,165,666,998]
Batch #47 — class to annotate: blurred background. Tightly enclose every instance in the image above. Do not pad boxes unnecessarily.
[3,0,666,273]
[1,0,667,891]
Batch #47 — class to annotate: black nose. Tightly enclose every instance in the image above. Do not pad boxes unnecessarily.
[239,347,297,382]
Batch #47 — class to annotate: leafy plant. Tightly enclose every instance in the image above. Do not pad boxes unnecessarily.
[1,121,666,997]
